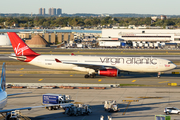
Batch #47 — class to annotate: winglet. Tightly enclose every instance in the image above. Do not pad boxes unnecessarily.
[0,63,6,91]
[55,59,62,63]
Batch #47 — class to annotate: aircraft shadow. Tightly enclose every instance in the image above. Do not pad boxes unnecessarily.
[8,95,42,99]
[115,73,180,79]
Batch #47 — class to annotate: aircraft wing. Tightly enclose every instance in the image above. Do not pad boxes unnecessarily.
[7,92,32,96]
[0,103,73,113]
[55,58,115,70]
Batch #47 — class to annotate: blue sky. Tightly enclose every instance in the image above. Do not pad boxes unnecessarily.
[1,0,180,15]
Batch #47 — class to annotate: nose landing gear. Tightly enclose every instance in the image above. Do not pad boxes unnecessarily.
[157,72,161,78]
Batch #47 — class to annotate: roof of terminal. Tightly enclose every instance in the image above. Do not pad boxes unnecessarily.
[0,29,102,33]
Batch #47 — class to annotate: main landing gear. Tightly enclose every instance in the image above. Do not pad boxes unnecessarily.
[157,72,161,78]
[84,74,96,78]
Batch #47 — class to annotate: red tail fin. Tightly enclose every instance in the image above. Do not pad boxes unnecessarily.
[7,32,39,56]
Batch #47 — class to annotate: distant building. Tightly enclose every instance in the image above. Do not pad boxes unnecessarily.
[151,16,159,21]
[42,8,45,15]
[161,15,166,20]
[39,8,42,15]
[47,7,62,16]
[57,8,62,16]
[151,15,167,21]
[26,34,49,47]
[0,34,11,46]
[48,8,51,15]
[51,8,56,15]
[18,31,74,44]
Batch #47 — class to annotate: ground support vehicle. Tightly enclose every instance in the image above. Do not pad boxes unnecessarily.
[99,41,121,48]
[164,107,180,115]
[64,104,92,116]
[104,100,120,112]
[42,94,72,110]
[5,110,21,120]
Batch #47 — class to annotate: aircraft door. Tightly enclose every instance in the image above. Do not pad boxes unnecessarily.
[158,59,164,68]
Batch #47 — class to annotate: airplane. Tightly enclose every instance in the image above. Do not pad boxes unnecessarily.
[0,62,72,120]
[7,32,176,78]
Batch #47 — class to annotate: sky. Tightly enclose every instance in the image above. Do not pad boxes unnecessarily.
[0,0,180,15]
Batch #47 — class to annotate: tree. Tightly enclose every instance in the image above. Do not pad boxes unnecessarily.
[165,19,175,26]
[84,19,92,26]
[155,19,164,26]
[92,18,100,26]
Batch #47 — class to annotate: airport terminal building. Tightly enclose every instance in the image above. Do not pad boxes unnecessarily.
[99,29,180,48]
[102,29,180,43]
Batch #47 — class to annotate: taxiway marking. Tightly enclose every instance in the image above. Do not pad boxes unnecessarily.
[132,80,136,82]
[38,79,43,81]
[158,81,169,83]
[20,68,24,70]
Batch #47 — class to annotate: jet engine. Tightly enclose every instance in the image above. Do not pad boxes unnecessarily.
[98,69,119,77]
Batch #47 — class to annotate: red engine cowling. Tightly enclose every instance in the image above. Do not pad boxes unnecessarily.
[98,69,118,77]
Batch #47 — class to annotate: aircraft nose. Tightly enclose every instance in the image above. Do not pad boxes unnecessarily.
[173,64,177,69]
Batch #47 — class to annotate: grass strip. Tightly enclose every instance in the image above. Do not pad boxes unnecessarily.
[120,84,147,86]
[120,84,170,87]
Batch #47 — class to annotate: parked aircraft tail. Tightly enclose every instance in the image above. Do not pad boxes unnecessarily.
[0,63,6,91]
[7,32,39,56]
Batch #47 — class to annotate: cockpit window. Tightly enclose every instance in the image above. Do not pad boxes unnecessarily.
[168,61,173,64]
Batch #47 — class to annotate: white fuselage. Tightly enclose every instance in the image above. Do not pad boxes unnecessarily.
[28,55,176,73]
[0,91,7,110]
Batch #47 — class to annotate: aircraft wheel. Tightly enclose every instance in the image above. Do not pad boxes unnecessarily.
[90,74,95,78]
[84,74,89,78]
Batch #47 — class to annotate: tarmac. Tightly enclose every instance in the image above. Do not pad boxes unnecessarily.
[5,87,180,120]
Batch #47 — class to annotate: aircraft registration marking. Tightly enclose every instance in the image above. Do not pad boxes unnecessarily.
[132,80,136,82]
[98,79,102,82]
[20,68,24,70]
[38,79,43,81]
[158,81,169,83]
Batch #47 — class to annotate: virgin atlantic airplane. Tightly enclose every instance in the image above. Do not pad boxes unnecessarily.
[7,32,176,78]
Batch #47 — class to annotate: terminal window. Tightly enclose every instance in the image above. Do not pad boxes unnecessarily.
[174,38,180,41]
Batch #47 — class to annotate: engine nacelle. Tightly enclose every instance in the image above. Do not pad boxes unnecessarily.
[98,69,118,77]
